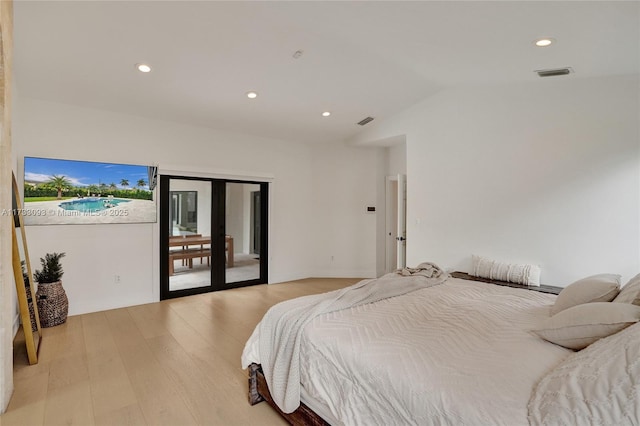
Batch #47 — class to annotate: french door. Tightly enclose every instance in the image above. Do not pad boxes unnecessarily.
[159,175,268,300]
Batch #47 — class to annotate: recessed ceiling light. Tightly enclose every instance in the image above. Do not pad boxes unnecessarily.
[246,91,258,99]
[534,38,555,47]
[136,63,152,73]
[322,111,331,117]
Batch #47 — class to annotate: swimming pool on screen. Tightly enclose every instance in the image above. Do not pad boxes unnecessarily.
[58,197,131,212]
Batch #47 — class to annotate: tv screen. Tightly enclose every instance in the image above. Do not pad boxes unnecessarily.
[22,156,157,225]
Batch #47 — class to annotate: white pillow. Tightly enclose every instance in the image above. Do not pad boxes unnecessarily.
[531,302,640,350]
[529,322,640,425]
[471,254,540,286]
[550,273,621,315]
[614,273,640,306]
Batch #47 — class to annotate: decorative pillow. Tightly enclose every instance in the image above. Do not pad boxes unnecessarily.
[550,273,621,315]
[613,273,640,306]
[470,255,541,286]
[531,302,640,350]
[528,322,640,425]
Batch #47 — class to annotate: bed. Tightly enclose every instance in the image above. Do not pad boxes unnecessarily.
[241,268,640,425]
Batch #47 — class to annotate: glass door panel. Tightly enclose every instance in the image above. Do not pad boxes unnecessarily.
[225,182,261,284]
[167,179,212,292]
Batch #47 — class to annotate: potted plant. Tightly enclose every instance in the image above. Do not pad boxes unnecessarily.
[34,252,68,327]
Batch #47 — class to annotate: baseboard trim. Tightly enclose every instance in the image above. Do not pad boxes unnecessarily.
[269,269,376,284]
[269,271,310,284]
[309,269,376,279]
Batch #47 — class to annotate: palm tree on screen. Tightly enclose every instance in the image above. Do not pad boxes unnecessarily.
[47,175,72,200]
[136,179,146,190]
[120,179,129,190]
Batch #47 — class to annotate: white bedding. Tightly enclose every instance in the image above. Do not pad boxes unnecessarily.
[241,268,448,413]
[245,277,572,425]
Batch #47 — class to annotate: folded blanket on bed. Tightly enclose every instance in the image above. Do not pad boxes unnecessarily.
[241,265,449,414]
[398,261,448,278]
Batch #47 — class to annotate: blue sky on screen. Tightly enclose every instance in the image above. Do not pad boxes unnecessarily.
[24,157,150,189]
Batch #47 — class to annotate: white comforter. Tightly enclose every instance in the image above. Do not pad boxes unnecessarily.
[243,278,572,425]
[241,268,448,413]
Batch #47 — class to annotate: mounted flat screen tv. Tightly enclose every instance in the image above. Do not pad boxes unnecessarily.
[22,156,157,225]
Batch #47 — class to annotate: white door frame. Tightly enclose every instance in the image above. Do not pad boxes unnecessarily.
[385,174,407,273]
[396,174,406,269]
[385,176,398,273]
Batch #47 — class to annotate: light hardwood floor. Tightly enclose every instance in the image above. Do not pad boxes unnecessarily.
[1,278,360,426]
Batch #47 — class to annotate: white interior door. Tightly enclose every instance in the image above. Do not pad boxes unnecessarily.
[385,178,398,273]
[396,174,407,269]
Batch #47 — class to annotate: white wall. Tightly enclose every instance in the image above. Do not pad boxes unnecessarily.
[387,142,407,176]
[310,142,381,278]
[13,97,321,315]
[352,75,640,286]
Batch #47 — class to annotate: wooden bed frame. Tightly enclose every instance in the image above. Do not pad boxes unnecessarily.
[248,363,329,426]
[450,271,561,295]
[246,272,561,425]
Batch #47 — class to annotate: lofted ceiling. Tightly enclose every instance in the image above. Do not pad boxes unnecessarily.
[13,1,640,144]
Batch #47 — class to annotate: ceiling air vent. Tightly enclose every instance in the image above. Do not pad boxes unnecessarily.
[357,116,375,126]
[535,67,573,77]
